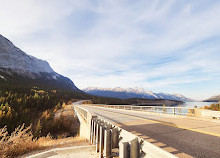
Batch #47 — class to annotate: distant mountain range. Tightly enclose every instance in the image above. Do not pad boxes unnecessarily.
[0,34,78,90]
[204,94,220,102]
[0,33,197,103]
[83,87,194,102]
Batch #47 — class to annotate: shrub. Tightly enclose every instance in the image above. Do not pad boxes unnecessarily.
[0,124,39,158]
[204,104,220,111]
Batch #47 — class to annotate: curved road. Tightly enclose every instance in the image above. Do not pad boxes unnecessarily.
[82,105,220,158]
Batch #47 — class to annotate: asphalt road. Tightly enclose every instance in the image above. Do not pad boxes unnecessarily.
[83,105,220,158]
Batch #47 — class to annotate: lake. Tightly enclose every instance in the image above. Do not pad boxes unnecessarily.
[177,102,217,108]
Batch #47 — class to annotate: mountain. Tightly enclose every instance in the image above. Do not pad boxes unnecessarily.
[83,87,158,99]
[204,95,220,102]
[156,93,194,102]
[0,34,78,90]
[83,87,194,102]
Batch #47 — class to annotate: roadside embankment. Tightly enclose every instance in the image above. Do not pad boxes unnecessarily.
[0,104,82,158]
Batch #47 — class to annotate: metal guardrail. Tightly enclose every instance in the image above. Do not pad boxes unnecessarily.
[85,104,193,116]
[74,105,89,123]
[74,105,177,158]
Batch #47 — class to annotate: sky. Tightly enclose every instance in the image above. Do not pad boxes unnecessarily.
[0,0,220,100]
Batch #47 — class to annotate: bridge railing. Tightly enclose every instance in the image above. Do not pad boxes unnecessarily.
[85,104,193,116]
[74,105,89,123]
[84,104,220,119]
[74,104,177,158]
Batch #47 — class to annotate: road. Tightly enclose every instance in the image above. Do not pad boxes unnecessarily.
[82,105,220,158]
[27,145,98,158]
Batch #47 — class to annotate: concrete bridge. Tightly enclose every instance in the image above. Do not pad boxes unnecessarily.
[73,102,220,158]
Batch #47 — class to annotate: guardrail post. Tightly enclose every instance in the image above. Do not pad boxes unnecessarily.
[130,137,140,158]
[111,128,119,149]
[103,121,111,130]
[104,129,112,158]
[93,120,97,145]
[178,108,181,115]
[99,126,105,158]
[96,122,101,152]
[106,123,112,130]
[119,142,130,158]
[90,119,94,144]
[173,108,175,115]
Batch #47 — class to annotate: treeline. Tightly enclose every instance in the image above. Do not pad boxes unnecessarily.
[205,103,220,111]
[1,84,170,138]
[0,87,87,136]
[0,85,132,136]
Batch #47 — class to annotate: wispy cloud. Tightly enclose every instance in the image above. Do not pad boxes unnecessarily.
[1,0,220,100]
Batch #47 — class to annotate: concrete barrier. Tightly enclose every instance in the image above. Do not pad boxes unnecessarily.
[201,109,220,119]
[74,106,97,140]
[188,108,220,119]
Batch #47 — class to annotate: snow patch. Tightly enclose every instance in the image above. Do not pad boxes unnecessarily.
[0,75,6,81]
[52,75,57,80]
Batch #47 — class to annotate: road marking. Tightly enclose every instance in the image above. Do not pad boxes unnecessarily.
[92,107,220,138]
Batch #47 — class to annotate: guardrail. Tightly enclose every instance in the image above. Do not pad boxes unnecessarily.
[84,104,220,119]
[85,104,193,116]
[74,105,89,123]
[74,105,177,158]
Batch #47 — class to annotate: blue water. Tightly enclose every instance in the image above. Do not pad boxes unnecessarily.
[179,102,217,108]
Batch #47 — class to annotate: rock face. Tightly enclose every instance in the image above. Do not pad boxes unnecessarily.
[0,34,78,90]
[83,87,194,102]
[0,34,54,74]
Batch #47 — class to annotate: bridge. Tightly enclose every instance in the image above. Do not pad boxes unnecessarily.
[73,101,220,158]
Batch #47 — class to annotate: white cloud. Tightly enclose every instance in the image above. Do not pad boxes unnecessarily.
[0,0,220,100]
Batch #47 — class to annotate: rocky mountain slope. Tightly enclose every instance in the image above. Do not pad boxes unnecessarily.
[0,34,78,90]
[204,94,220,102]
[83,87,194,102]
[156,93,194,102]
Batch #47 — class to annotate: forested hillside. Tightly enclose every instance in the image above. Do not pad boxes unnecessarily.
[0,87,88,137]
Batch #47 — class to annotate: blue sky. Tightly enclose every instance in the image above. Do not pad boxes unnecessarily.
[1,0,220,100]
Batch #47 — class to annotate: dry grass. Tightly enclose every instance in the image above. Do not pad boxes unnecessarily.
[0,124,88,158]
[37,135,87,148]
[0,105,86,158]
[0,124,39,158]
[23,136,88,158]
[53,104,80,137]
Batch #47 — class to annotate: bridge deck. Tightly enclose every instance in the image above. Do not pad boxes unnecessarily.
[82,105,220,158]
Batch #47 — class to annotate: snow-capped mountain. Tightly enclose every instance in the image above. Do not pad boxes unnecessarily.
[0,34,78,90]
[83,87,158,99]
[156,93,194,102]
[83,87,194,102]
